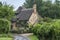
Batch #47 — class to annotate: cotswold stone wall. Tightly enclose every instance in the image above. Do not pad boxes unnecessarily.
[28,12,38,25]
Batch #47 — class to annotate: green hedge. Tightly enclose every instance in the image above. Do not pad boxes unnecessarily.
[32,20,60,40]
[0,18,11,33]
[0,34,13,38]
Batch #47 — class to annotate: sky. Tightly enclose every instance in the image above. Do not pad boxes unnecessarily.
[0,0,55,10]
[0,0,25,10]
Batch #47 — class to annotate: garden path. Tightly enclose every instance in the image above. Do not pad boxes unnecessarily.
[14,35,29,40]
[14,33,33,40]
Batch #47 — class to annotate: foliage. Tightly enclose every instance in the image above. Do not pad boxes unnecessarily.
[11,20,30,34]
[28,35,38,40]
[0,34,13,38]
[0,2,15,20]
[0,38,12,40]
[23,0,60,19]
[11,27,30,34]
[0,18,11,34]
[32,20,60,40]
[39,17,52,23]
[52,20,60,36]
[0,2,15,33]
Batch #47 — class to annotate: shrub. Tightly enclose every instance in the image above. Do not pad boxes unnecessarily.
[43,17,52,22]
[32,20,60,40]
[52,20,60,36]
[0,34,13,38]
[0,18,11,33]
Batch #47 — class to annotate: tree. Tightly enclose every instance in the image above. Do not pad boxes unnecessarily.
[0,2,15,33]
[55,0,60,5]
[0,2,2,6]
[23,0,60,19]
[0,2,15,20]
[23,0,34,8]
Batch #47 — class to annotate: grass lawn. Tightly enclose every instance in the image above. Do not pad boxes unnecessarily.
[28,35,38,40]
[0,34,13,40]
[0,37,13,40]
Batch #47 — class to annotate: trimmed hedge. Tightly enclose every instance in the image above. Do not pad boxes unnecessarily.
[0,18,11,33]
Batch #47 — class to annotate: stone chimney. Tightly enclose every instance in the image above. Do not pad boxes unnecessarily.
[33,0,37,13]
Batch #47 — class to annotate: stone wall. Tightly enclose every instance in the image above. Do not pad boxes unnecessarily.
[28,12,39,25]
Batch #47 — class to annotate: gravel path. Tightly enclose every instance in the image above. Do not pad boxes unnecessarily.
[13,33,33,40]
[14,35,30,40]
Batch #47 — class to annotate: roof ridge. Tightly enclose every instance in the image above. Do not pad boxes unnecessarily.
[21,8,33,11]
